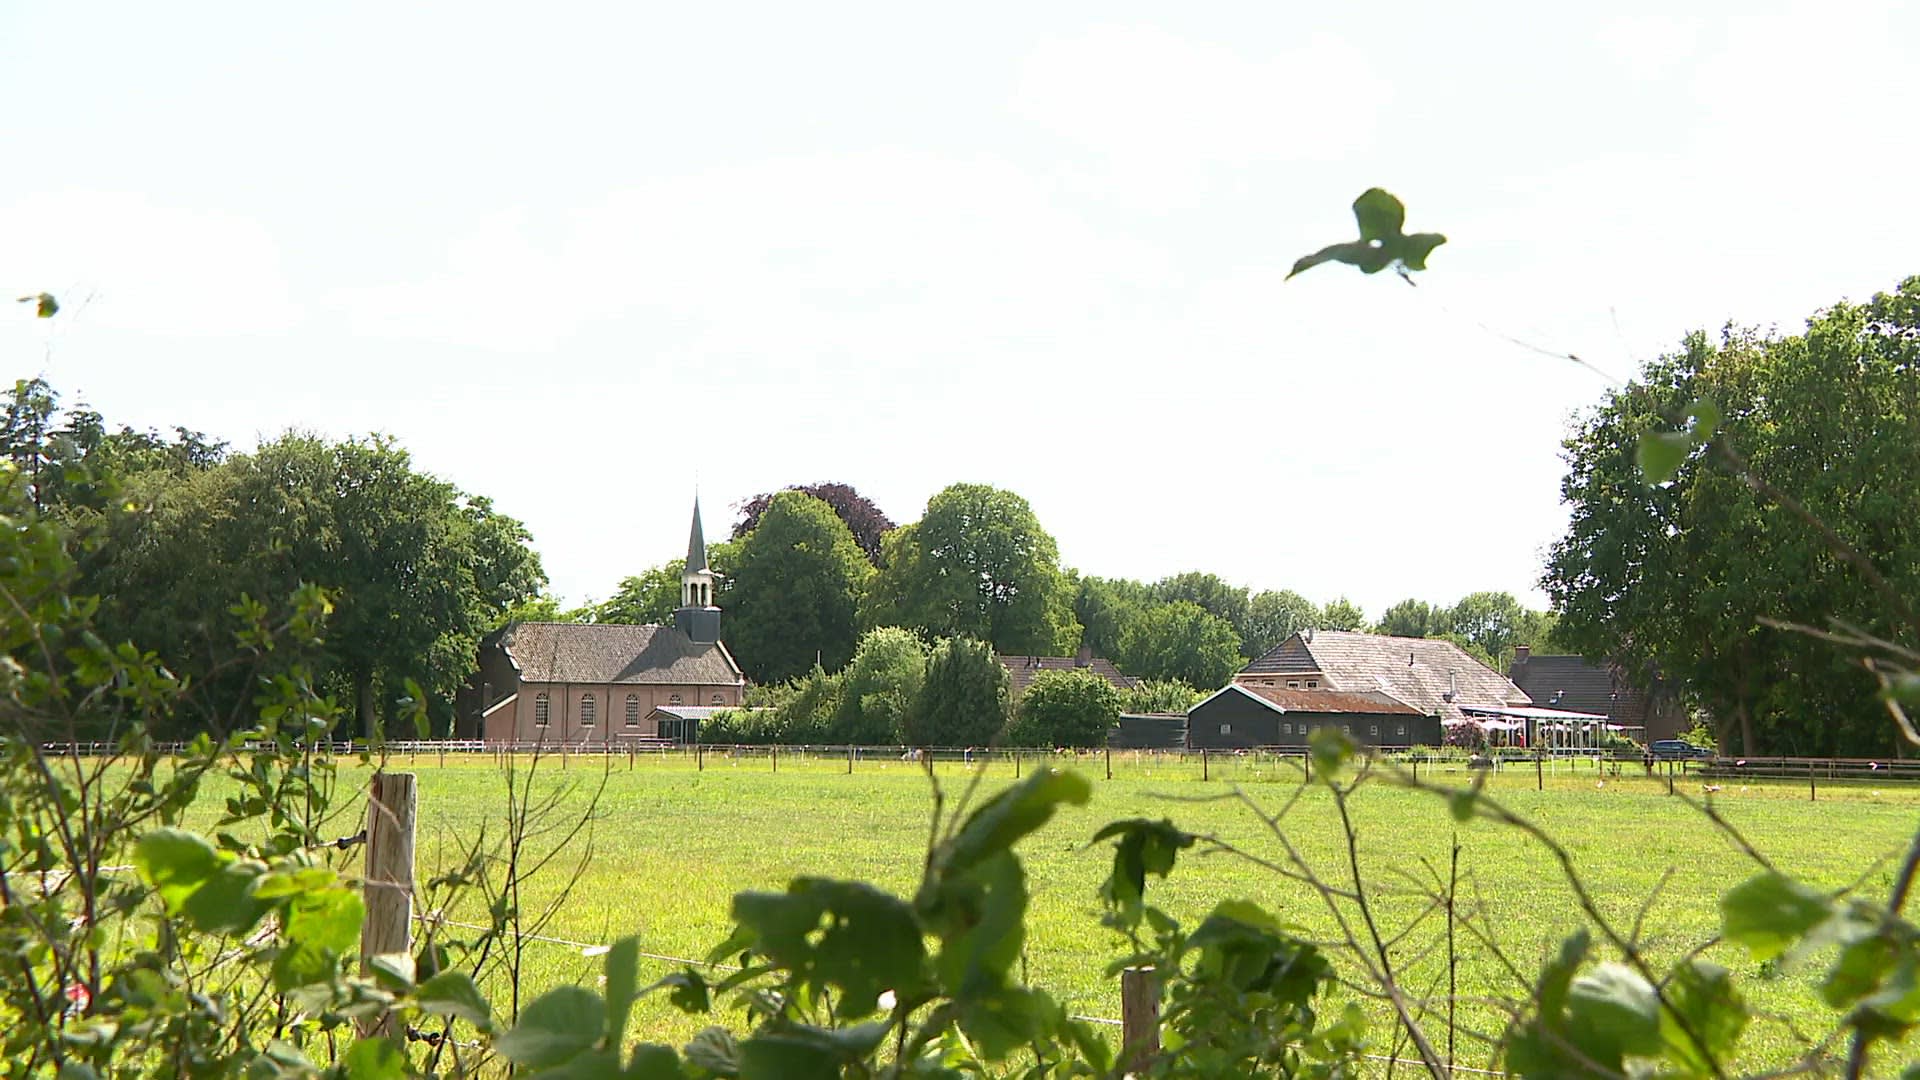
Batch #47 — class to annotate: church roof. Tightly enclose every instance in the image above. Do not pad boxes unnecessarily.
[493,622,743,686]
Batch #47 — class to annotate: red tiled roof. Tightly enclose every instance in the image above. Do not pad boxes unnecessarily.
[1234,684,1422,716]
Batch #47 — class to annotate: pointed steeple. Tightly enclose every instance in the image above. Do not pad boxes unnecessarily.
[686,494,709,573]
[676,495,721,644]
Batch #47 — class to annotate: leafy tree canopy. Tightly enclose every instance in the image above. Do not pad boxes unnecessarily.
[82,430,545,737]
[1007,668,1123,748]
[906,635,1010,747]
[1151,572,1251,642]
[1546,277,1920,756]
[833,626,928,745]
[1117,601,1243,690]
[732,481,896,565]
[862,483,1081,655]
[725,491,873,684]
[1317,596,1368,632]
[1245,589,1319,659]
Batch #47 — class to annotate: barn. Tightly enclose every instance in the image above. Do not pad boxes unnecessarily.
[1186,683,1437,750]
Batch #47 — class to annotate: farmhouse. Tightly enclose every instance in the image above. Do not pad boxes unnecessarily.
[996,645,1140,697]
[1507,646,1685,742]
[1187,683,1434,750]
[464,500,746,743]
[1236,629,1531,723]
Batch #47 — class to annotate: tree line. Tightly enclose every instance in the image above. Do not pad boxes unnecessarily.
[31,273,1912,756]
[1,379,546,738]
[579,482,1560,692]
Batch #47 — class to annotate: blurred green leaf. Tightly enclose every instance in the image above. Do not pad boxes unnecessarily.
[133,828,221,913]
[1721,872,1832,961]
[341,1037,407,1080]
[1661,960,1747,1077]
[1092,818,1195,914]
[495,986,605,1067]
[1288,189,1447,281]
[415,970,493,1030]
[1567,963,1663,1060]
[685,1026,741,1076]
[604,937,640,1044]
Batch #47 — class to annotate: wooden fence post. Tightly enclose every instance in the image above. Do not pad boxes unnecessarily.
[772,744,778,773]
[848,745,854,774]
[1201,748,1209,782]
[1014,750,1020,778]
[359,772,416,1038]
[1105,745,1112,781]
[697,743,704,771]
[1810,759,1816,802]
[1536,753,1544,792]
[1121,966,1161,1073]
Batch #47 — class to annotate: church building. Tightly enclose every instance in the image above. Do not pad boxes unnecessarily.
[465,498,746,743]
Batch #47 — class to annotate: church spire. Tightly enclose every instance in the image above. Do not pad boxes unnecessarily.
[675,496,721,644]
[686,494,708,573]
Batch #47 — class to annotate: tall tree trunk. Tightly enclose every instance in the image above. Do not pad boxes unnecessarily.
[357,667,377,742]
[1737,701,1756,758]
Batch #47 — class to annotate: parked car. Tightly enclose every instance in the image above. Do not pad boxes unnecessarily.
[1649,739,1713,759]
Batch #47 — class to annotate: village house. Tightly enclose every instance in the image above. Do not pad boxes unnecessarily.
[1506,646,1686,742]
[463,500,746,744]
[995,645,1140,697]
[1235,628,1532,723]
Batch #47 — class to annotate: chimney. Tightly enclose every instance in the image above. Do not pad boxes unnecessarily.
[1075,643,1093,668]
[1513,644,1531,665]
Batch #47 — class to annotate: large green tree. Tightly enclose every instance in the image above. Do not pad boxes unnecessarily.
[832,627,928,745]
[905,635,1010,747]
[1375,599,1441,639]
[1117,601,1243,690]
[1073,574,1152,660]
[85,432,545,737]
[732,482,895,565]
[1152,572,1250,647]
[1546,278,1920,756]
[1317,597,1367,632]
[1441,592,1529,667]
[1244,589,1319,658]
[725,491,873,683]
[861,483,1081,655]
[1006,668,1122,748]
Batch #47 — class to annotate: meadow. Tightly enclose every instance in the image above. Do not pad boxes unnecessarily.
[239,748,1920,1073]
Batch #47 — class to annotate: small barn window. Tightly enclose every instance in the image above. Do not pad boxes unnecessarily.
[1220,722,1231,735]
[534,693,550,726]
[711,693,724,705]
[1370,724,1379,737]
[669,693,683,706]
[625,695,640,726]
[1281,722,1290,735]
[580,694,596,726]
[1397,724,1407,738]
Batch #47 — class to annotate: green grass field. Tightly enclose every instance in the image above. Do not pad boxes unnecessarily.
[241,749,1919,1073]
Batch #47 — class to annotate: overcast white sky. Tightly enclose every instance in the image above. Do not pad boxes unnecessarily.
[4,2,1917,616]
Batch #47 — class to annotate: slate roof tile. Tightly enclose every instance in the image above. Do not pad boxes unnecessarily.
[497,622,744,686]
[1239,630,1529,722]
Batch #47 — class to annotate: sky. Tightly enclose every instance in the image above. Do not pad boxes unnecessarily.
[4,1,1917,618]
